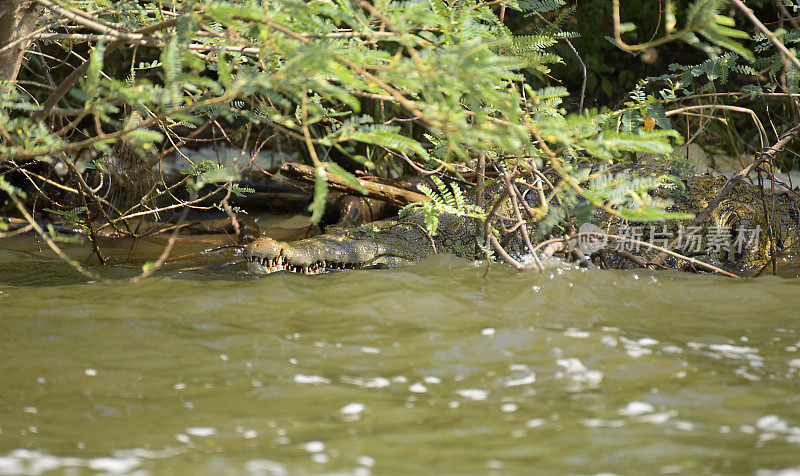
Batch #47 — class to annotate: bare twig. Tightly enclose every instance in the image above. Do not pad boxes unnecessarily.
[650,122,800,266]
[532,232,740,278]
[731,0,800,72]
[36,19,177,118]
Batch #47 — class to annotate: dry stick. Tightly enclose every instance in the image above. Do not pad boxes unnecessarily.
[168,244,243,262]
[9,192,105,280]
[280,162,430,208]
[76,172,106,264]
[33,34,263,54]
[564,38,586,115]
[123,207,188,284]
[476,151,485,258]
[607,249,648,268]
[8,191,190,282]
[482,187,518,269]
[501,171,543,271]
[650,122,800,267]
[731,0,800,72]
[160,118,213,157]
[775,0,800,35]
[532,232,741,278]
[665,104,768,148]
[34,0,152,43]
[0,223,34,238]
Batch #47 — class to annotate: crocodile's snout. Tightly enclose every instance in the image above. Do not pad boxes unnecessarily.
[243,235,383,275]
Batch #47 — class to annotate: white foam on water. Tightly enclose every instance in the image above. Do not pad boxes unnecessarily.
[619,337,654,358]
[501,374,536,387]
[638,411,678,424]
[302,441,325,453]
[341,376,391,388]
[563,329,590,338]
[675,421,695,431]
[0,447,181,475]
[244,458,289,475]
[185,427,217,437]
[758,415,789,432]
[661,345,683,354]
[456,389,489,401]
[556,358,603,389]
[293,374,331,384]
[756,466,800,476]
[582,418,626,428]
[526,418,545,428]
[340,403,366,415]
[88,456,141,473]
[619,401,654,416]
[709,344,760,355]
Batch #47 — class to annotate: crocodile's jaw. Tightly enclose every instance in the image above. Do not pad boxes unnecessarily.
[243,234,396,275]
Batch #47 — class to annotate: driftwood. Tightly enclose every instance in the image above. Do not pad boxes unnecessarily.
[280,162,430,208]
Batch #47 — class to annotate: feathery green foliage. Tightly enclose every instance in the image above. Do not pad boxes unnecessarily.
[399,177,483,236]
[0,0,796,271]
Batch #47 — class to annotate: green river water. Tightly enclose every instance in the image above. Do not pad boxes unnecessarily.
[2,223,800,475]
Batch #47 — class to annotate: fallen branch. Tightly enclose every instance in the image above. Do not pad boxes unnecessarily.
[280,162,430,208]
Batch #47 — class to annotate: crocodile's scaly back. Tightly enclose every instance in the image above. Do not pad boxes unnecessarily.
[244,175,800,274]
[594,176,800,270]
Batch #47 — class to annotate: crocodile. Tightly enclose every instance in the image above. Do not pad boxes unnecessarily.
[243,175,800,275]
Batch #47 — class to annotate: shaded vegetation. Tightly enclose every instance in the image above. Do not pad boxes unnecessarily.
[0,0,799,279]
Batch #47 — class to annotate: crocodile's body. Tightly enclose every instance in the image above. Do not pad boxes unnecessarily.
[243,176,800,274]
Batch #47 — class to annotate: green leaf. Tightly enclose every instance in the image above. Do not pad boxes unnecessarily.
[217,51,232,88]
[86,41,106,96]
[618,207,694,222]
[325,161,367,195]
[308,165,329,224]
